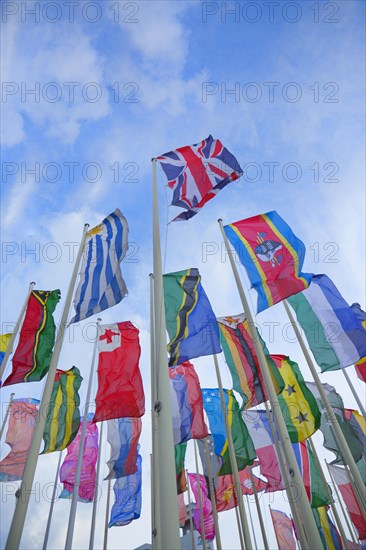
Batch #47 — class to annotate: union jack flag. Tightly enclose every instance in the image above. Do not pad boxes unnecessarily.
[156,135,243,221]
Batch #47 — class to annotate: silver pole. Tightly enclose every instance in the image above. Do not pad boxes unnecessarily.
[186,469,196,550]
[0,392,15,440]
[248,466,269,549]
[89,420,104,550]
[193,439,207,550]
[245,495,258,550]
[342,369,366,418]
[203,437,221,550]
[103,478,112,550]
[42,451,63,550]
[326,460,359,544]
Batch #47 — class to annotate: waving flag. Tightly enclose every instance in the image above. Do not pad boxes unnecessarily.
[70,209,128,323]
[270,509,296,550]
[202,388,256,475]
[42,367,83,454]
[157,135,242,222]
[288,274,366,372]
[0,398,39,482]
[217,314,284,408]
[175,442,188,494]
[93,322,145,422]
[292,441,332,508]
[188,473,215,540]
[164,268,221,366]
[0,333,11,367]
[355,357,366,382]
[345,409,366,482]
[224,211,311,313]
[3,290,60,386]
[313,507,343,550]
[109,453,142,527]
[169,361,208,445]
[215,468,267,512]
[105,417,142,479]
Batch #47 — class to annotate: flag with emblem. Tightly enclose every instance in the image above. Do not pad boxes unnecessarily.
[157,135,242,222]
[217,314,284,408]
[202,388,256,476]
[169,361,208,445]
[109,452,142,527]
[270,509,297,550]
[2,290,60,386]
[215,468,267,512]
[224,211,312,313]
[313,506,343,550]
[273,355,320,442]
[70,209,128,323]
[188,473,215,540]
[0,333,11,368]
[175,442,187,494]
[287,274,366,372]
[42,367,83,454]
[163,268,221,366]
[105,417,142,479]
[93,322,145,422]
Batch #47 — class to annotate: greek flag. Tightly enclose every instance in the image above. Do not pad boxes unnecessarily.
[70,209,128,323]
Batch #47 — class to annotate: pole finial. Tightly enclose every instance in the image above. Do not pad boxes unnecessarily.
[149,273,154,278]
[217,218,223,223]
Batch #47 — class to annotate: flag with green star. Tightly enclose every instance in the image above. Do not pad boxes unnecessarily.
[272,355,321,442]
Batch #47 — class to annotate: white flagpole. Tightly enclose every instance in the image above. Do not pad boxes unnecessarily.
[152,158,180,548]
[89,420,104,550]
[103,478,112,550]
[42,451,63,550]
[0,282,35,383]
[245,494,258,550]
[0,392,15,440]
[342,369,366,418]
[235,505,245,549]
[203,437,222,550]
[283,300,366,513]
[218,218,323,550]
[248,466,269,550]
[193,440,207,550]
[65,318,101,550]
[5,223,89,550]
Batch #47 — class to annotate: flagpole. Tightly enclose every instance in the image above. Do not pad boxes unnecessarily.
[245,495,258,550]
[42,451,63,550]
[342,369,366,418]
[248,466,269,550]
[218,218,323,550]
[0,282,35,383]
[326,460,359,544]
[213,353,250,549]
[193,439,207,550]
[186,469,196,550]
[235,505,245,549]
[308,438,348,548]
[152,158,180,549]
[89,420,104,550]
[65,318,101,550]
[203,437,222,550]
[0,392,15,440]
[103,478,112,550]
[283,300,366,513]
[5,224,89,550]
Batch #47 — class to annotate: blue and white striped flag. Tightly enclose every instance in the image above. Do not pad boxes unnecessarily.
[70,209,128,323]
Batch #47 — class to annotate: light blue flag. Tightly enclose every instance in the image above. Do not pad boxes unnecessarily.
[109,452,142,527]
[70,209,128,323]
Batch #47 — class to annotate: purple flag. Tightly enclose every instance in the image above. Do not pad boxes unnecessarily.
[188,472,215,540]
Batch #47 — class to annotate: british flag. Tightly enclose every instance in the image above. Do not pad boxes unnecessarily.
[156,135,243,221]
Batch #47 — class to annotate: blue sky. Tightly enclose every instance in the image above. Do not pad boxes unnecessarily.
[1,1,365,548]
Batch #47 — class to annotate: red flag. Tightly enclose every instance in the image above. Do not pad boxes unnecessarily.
[93,322,145,422]
[215,467,267,512]
[270,509,296,550]
[354,357,366,382]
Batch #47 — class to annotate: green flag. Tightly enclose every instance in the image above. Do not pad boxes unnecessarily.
[175,442,187,494]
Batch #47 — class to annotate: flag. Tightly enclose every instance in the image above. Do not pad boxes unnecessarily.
[178,493,187,527]
[157,134,242,222]
[355,357,366,382]
[197,435,222,481]
[215,468,267,512]
[105,417,142,479]
[345,409,366,484]
[0,333,11,367]
[202,388,256,475]
[163,268,221,366]
[2,290,60,386]
[242,410,283,492]
[224,211,311,313]
[307,382,363,464]
[287,274,366,372]
[0,398,40,481]
[93,322,145,422]
[109,452,142,527]
[270,509,296,550]
[329,464,366,540]
[188,473,215,540]
[313,506,343,550]
[175,442,188,494]
[42,367,83,454]
[59,414,98,502]
[169,361,208,445]
[70,209,128,323]
[292,441,332,508]
[217,314,284,408]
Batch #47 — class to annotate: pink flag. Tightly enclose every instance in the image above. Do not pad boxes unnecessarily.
[270,509,296,550]
[329,464,366,540]
[59,415,98,502]
[0,398,39,481]
[188,473,215,540]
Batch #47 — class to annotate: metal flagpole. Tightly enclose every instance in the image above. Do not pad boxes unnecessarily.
[218,218,323,550]
[0,392,15,440]
[326,460,359,544]
[213,353,251,549]
[6,223,89,550]
[203,437,222,550]
[65,318,101,549]
[308,438,348,548]
[235,505,245,549]
[245,495,258,549]
[248,466,269,550]
[42,451,63,550]
[284,300,366,513]
[89,420,104,550]
[342,369,366,418]
[290,515,301,550]
[103,478,112,550]
[186,469,196,550]
[0,282,35,383]
[193,439,207,550]
[151,158,180,549]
